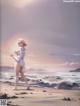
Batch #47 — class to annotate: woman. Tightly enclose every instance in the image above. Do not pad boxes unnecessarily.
[11,39,29,90]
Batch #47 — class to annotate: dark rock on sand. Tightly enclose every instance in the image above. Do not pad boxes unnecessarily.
[7,100,19,106]
[15,92,28,95]
[43,90,47,92]
[62,97,71,101]
[4,81,10,83]
[10,96,18,99]
[56,76,62,80]
[0,93,8,99]
[20,92,28,95]
[58,82,72,90]
[72,83,80,90]
[30,92,33,94]
[58,81,79,90]
[37,81,57,88]
[9,77,14,80]
[21,97,25,98]
[0,93,18,99]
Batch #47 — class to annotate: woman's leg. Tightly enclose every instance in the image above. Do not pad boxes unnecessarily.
[19,66,25,79]
[20,68,30,90]
[15,64,20,89]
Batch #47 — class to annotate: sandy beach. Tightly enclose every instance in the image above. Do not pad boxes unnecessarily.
[0,82,80,106]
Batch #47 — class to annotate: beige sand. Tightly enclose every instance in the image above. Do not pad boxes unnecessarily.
[0,82,80,106]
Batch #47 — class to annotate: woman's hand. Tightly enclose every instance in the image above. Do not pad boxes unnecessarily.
[10,54,13,57]
[15,51,19,55]
[10,54,18,62]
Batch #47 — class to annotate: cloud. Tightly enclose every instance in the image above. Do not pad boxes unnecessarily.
[60,61,80,68]
[1,0,80,68]
[72,53,80,56]
[0,0,41,8]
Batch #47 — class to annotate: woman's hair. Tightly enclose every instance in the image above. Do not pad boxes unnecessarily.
[18,39,27,46]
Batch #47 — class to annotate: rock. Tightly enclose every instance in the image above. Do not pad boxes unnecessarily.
[10,96,18,99]
[56,76,62,80]
[0,93,18,99]
[21,97,25,98]
[71,82,80,90]
[58,81,73,90]
[4,81,12,85]
[20,92,28,95]
[30,92,33,94]
[37,81,57,88]
[15,93,19,95]
[7,103,11,106]
[0,93,8,99]
[9,77,14,80]
[51,83,58,88]
[38,82,49,87]
[58,81,79,90]
[62,97,71,101]
[70,68,80,72]
[43,90,47,92]
[67,97,71,101]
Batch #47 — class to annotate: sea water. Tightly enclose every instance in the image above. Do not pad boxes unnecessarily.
[0,67,80,86]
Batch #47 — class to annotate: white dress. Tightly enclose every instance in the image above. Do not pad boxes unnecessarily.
[13,47,26,83]
[15,47,26,67]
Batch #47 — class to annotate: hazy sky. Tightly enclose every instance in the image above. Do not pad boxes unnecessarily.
[0,0,80,70]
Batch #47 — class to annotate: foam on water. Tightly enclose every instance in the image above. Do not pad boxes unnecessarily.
[0,68,80,86]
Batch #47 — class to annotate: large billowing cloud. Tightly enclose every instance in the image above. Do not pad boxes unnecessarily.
[0,0,80,69]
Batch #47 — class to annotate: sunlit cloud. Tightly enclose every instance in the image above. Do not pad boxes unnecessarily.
[1,0,40,8]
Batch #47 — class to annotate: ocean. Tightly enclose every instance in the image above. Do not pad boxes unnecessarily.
[0,67,80,87]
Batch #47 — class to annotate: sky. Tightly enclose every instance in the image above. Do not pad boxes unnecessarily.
[0,0,80,71]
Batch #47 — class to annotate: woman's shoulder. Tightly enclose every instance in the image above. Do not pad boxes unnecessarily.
[20,47,26,52]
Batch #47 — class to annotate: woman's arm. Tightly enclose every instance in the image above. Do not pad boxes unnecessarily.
[10,54,18,62]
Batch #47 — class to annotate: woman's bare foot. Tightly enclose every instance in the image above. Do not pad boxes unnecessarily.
[26,86,30,90]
